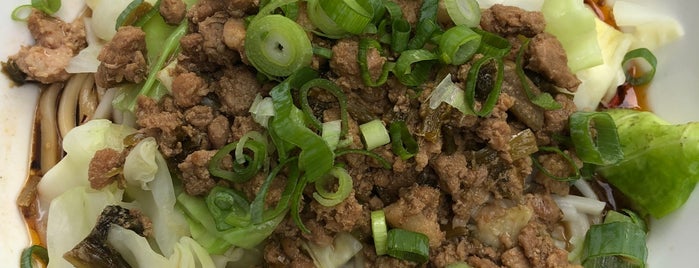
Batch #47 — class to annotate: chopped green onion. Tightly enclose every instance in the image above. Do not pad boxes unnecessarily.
[312,166,353,206]
[251,157,299,224]
[472,28,512,58]
[360,119,390,150]
[306,0,348,38]
[11,5,32,22]
[313,46,334,59]
[382,1,410,53]
[439,25,481,65]
[206,186,251,230]
[393,49,439,86]
[209,138,267,183]
[622,48,657,86]
[245,15,313,77]
[444,0,480,27]
[389,121,419,160]
[371,210,388,255]
[125,21,187,111]
[532,146,581,182]
[20,245,49,268]
[291,175,310,233]
[320,0,374,34]
[322,120,342,150]
[31,0,61,15]
[269,69,334,183]
[569,112,624,165]
[115,0,154,30]
[515,38,562,110]
[464,56,504,117]
[358,38,395,87]
[408,0,439,50]
[298,78,349,138]
[386,228,430,264]
[581,221,647,268]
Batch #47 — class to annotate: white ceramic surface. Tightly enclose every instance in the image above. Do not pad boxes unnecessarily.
[0,0,697,266]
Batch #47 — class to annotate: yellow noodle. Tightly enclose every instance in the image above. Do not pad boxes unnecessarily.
[39,83,63,175]
[78,75,97,124]
[57,73,89,138]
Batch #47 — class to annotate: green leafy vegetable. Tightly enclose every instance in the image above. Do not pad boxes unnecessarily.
[597,109,699,218]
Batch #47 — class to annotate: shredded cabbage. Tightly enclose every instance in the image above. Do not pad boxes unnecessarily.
[66,18,105,73]
[541,0,602,73]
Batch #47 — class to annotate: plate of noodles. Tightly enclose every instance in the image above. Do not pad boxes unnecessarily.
[0,0,699,267]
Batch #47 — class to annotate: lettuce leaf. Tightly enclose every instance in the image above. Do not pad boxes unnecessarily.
[597,109,699,218]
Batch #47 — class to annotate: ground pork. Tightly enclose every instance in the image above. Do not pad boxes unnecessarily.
[88,148,126,190]
[160,0,186,25]
[177,150,218,196]
[171,72,210,108]
[95,26,148,88]
[527,33,581,91]
[480,4,546,37]
[384,184,445,247]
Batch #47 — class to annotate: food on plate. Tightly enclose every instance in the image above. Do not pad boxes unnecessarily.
[3,0,692,267]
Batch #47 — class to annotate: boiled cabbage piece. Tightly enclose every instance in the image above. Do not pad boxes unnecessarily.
[598,109,699,218]
[37,119,135,209]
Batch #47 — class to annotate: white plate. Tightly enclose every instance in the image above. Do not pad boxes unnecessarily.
[1,0,697,266]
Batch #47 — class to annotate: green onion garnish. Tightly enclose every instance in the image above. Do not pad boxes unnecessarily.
[393,49,439,86]
[581,216,647,268]
[245,14,313,77]
[464,56,504,117]
[360,119,390,151]
[358,38,395,87]
[569,112,624,165]
[622,48,657,86]
[389,121,419,160]
[443,0,481,27]
[532,146,581,182]
[206,186,251,230]
[472,28,512,58]
[115,0,154,30]
[20,245,49,268]
[208,138,267,183]
[439,25,481,65]
[386,228,430,264]
[298,78,349,138]
[371,210,388,255]
[312,166,353,206]
[11,5,33,22]
[319,0,374,34]
[30,0,61,15]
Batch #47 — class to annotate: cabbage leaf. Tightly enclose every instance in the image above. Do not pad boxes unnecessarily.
[123,137,191,256]
[107,225,216,268]
[37,119,135,209]
[302,232,363,268]
[541,0,602,73]
[597,109,699,218]
[46,187,124,268]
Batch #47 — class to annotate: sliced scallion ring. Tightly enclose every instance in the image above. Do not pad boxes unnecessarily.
[582,221,647,268]
[20,245,49,268]
[371,210,388,255]
[115,0,154,30]
[439,25,481,65]
[312,166,353,206]
[306,0,348,38]
[358,38,395,87]
[569,112,624,165]
[245,15,313,77]
[389,121,419,160]
[393,49,439,86]
[464,56,504,117]
[31,0,61,15]
[472,27,512,58]
[386,228,430,264]
[622,48,657,86]
[319,0,374,34]
[360,119,390,150]
[444,0,481,27]
[11,5,33,22]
